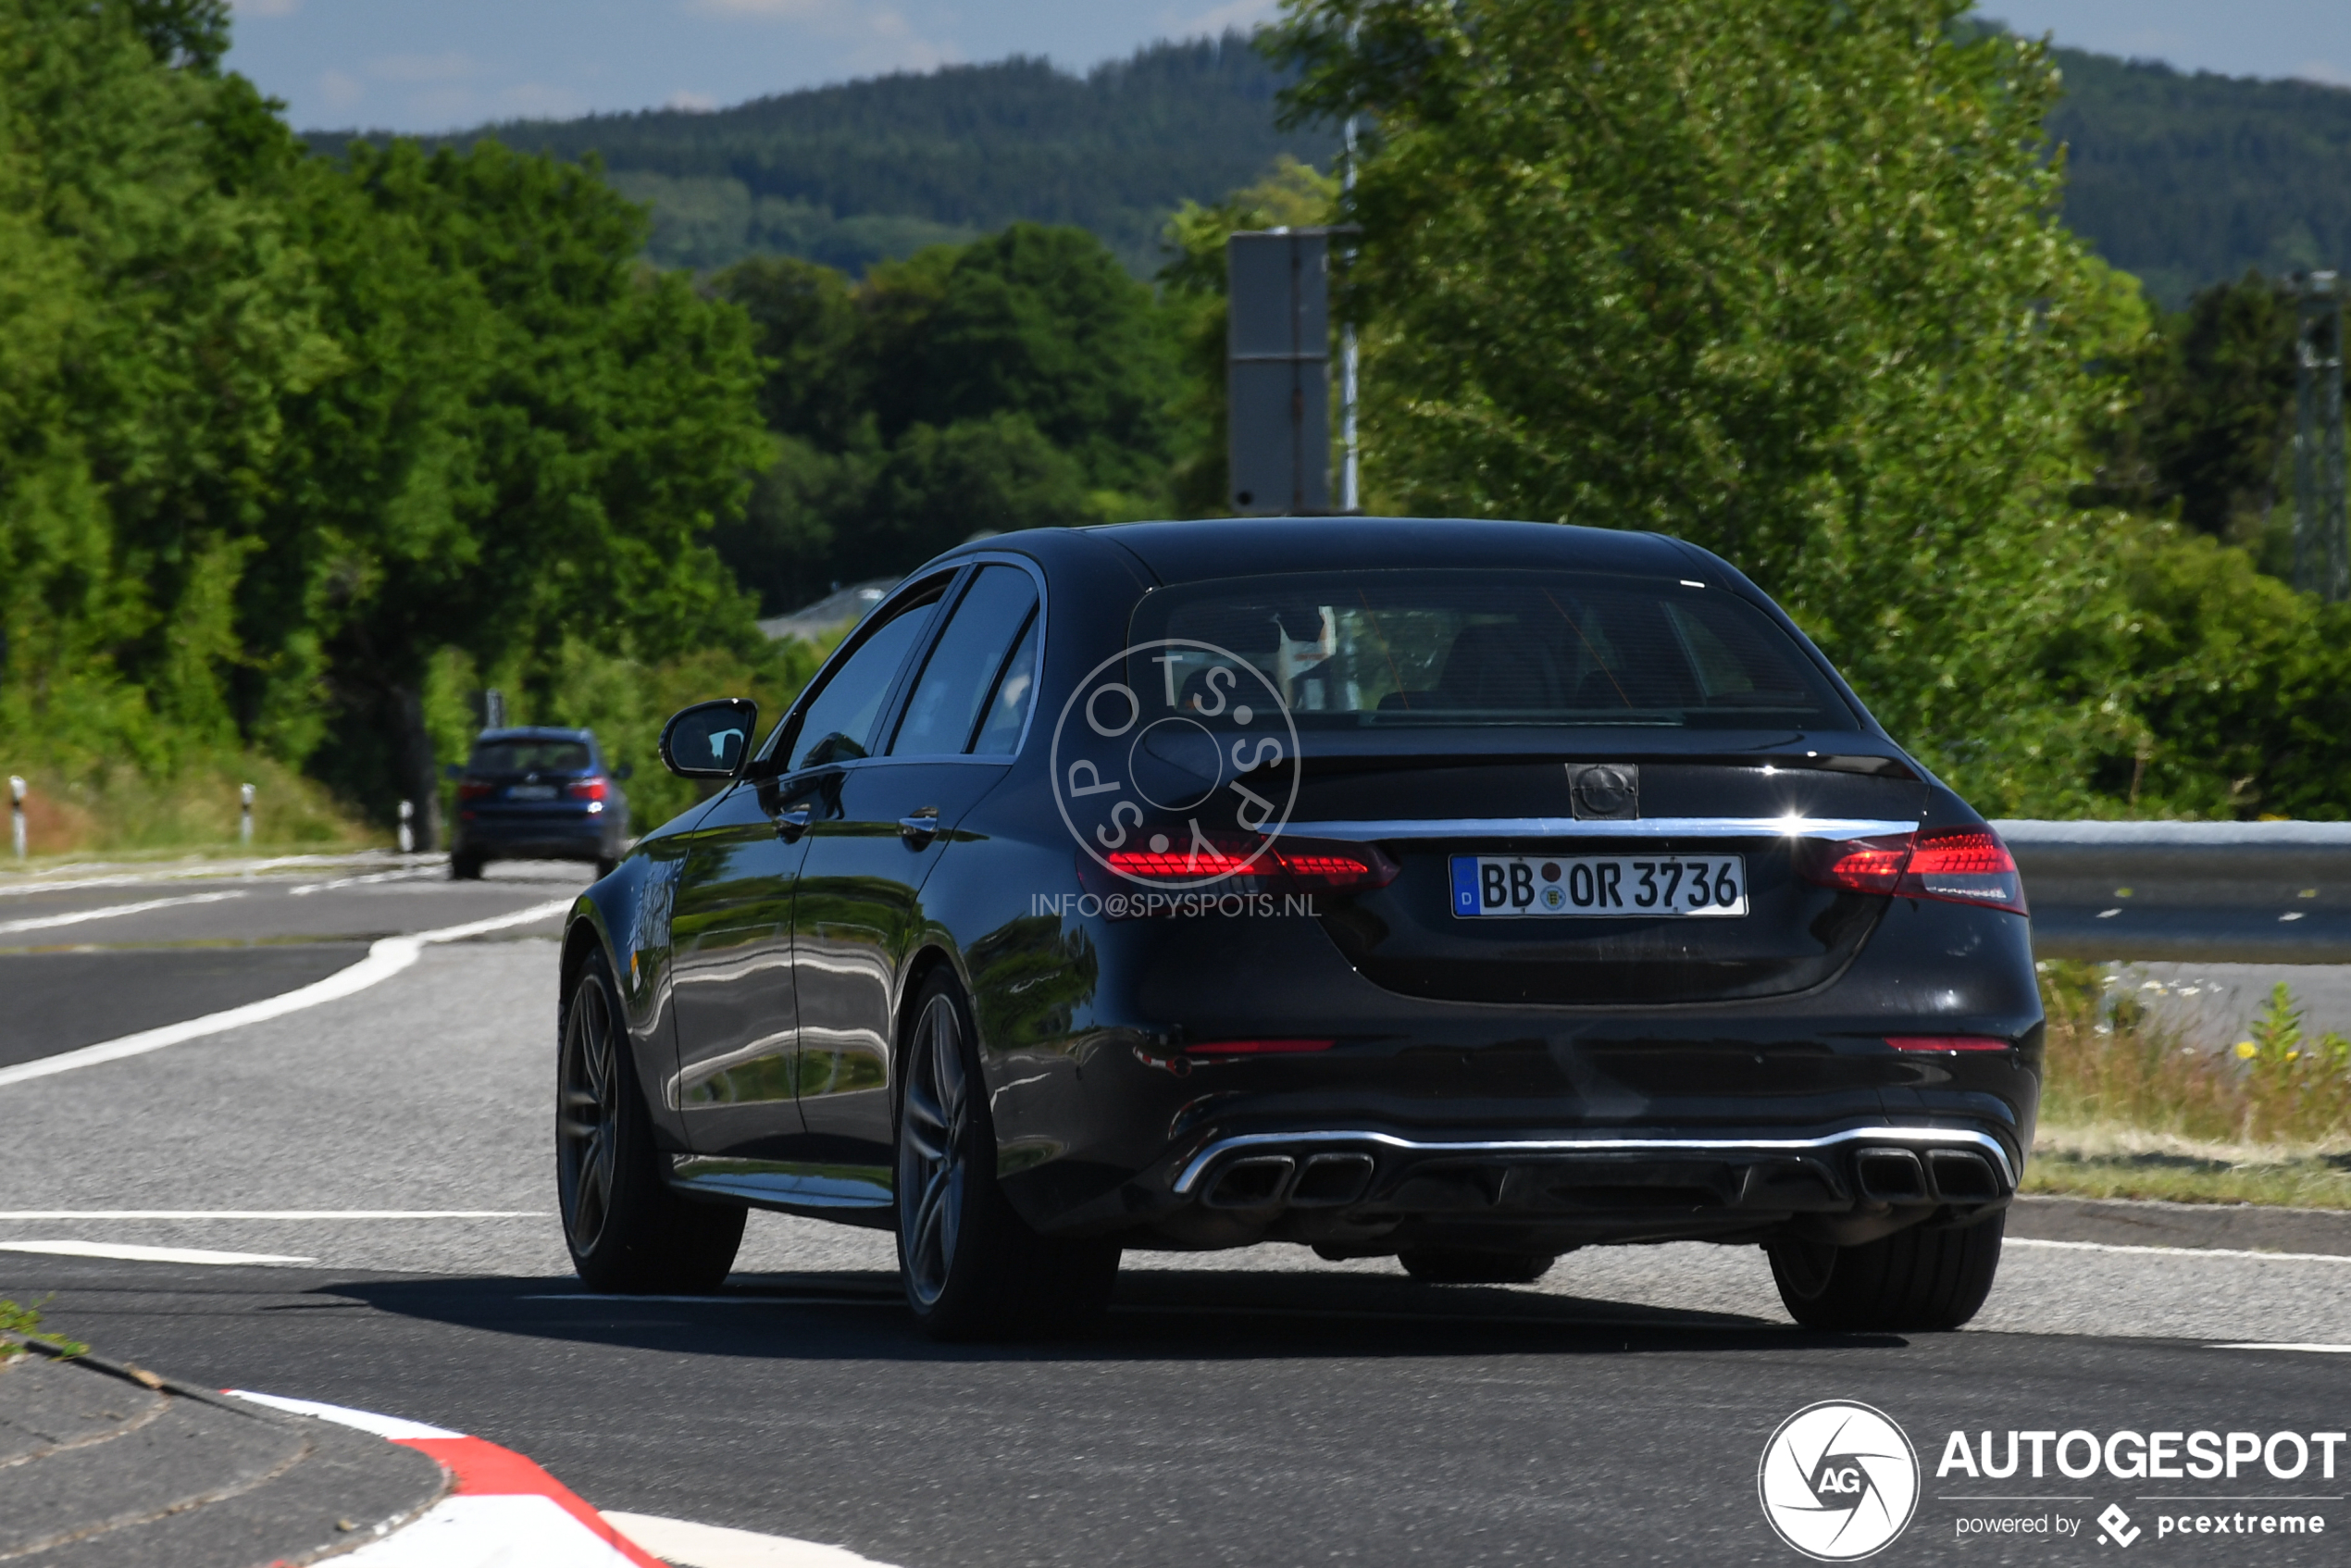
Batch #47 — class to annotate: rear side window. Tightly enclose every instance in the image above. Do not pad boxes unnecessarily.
[784,588,943,770]
[1131,569,1852,729]
[470,740,591,773]
[889,566,1040,756]
[971,614,1040,755]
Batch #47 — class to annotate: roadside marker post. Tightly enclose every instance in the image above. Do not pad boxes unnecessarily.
[239,781,255,847]
[398,799,415,854]
[8,777,22,860]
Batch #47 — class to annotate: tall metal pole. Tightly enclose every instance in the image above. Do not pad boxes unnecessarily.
[1338,113,1361,515]
[2294,271,2346,603]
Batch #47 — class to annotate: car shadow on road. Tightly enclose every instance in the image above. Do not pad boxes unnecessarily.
[328,1266,1909,1363]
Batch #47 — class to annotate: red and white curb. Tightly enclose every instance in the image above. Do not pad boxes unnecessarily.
[225,1391,897,1567]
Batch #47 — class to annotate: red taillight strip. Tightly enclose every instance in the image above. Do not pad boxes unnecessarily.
[1101,838,1397,890]
[1885,1036,2011,1052]
[1801,825,2027,915]
[1186,1038,1337,1056]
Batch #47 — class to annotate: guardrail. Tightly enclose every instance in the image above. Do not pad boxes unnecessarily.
[1996,819,2351,964]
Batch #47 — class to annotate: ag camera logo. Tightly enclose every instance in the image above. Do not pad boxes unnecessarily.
[1051,639,1300,890]
[1759,1401,1920,1561]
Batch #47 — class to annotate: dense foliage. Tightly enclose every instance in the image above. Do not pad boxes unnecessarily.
[0,0,793,848]
[1268,0,2351,818]
[706,227,1182,613]
[323,38,1338,277]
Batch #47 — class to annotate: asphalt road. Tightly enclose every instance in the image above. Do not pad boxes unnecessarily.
[2,860,2347,1566]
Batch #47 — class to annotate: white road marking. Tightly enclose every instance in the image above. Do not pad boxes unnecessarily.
[0,853,431,899]
[0,898,573,1089]
[0,1238,314,1265]
[2209,1342,2351,1354]
[291,867,444,896]
[0,1209,545,1219]
[340,1495,639,1567]
[2010,1237,2351,1264]
[604,1512,902,1568]
[225,1389,462,1437]
[0,890,244,935]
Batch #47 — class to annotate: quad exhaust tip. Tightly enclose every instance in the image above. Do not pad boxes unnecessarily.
[1854,1145,2004,1204]
[1203,1151,1377,1210]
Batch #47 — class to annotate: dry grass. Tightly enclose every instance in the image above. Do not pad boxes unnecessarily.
[0,758,375,859]
[2033,962,2351,1208]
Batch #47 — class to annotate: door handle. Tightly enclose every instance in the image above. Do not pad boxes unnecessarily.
[899,809,941,847]
[775,805,813,840]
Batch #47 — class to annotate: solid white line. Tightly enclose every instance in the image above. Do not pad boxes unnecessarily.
[225,1389,463,1438]
[2209,1342,2351,1354]
[0,890,243,935]
[603,1512,902,1568]
[0,1210,546,1219]
[0,897,573,1089]
[0,1238,314,1265]
[2009,1237,2351,1264]
[0,853,429,899]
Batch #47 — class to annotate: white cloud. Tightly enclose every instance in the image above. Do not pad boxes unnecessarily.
[317,68,363,112]
[1160,0,1280,37]
[496,82,591,119]
[229,0,304,17]
[2294,58,2351,87]
[683,0,955,76]
[666,90,720,112]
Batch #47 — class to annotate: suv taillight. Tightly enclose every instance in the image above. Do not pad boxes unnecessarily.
[566,778,608,802]
[456,781,492,802]
[1800,826,2026,915]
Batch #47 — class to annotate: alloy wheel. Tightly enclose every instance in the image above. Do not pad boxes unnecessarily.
[898,992,969,1308]
[558,973,621,1253]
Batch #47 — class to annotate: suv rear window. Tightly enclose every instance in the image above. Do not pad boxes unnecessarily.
[470,740,591,773]
[1133,570,1853,729]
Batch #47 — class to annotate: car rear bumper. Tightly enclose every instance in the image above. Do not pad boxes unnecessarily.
[1039,1116,2021,1254]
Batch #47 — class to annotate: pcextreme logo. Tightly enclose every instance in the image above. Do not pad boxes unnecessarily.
[1759,1401,1922,1561]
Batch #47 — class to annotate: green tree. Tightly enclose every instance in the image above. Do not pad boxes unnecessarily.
[1272,0,2158,811]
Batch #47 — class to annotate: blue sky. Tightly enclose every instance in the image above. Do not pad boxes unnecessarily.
[222,1,2351,133]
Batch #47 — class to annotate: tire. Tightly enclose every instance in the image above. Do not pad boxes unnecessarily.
[1399,1246,1557,1285]
[1767,1212,2006,1331]
[557,950,744,1293]
[450,852,484,881]
[894,971,1119,1340]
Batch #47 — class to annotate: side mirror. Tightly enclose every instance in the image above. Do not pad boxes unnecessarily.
[442,763,462,780]
[660,699,759,780]
[612,762,634,782]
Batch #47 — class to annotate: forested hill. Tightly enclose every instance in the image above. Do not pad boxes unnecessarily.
[2049,47,2351,305]
[313,36,1336,277]
[309,32,2349,300]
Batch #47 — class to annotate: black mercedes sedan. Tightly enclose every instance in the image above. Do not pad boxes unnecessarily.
[554,518,2041,1339]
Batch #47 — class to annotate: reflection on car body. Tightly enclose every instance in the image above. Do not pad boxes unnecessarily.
[556,519,2040,1340]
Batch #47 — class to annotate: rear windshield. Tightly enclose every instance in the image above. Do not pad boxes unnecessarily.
[470,740,591,773]
[1133,570,1853,729]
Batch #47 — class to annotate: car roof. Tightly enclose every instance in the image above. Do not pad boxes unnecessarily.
[1080,516,1692,585]
[474,728,594,743]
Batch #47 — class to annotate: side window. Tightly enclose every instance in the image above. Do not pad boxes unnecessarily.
[785,592,941,771]
[889,566,1041,756]
[971,613,1040,755]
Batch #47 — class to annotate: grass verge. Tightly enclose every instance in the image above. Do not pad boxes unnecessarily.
[2026,1125,2351,1209]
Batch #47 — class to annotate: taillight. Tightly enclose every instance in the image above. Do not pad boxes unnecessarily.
[1101,837,1398,892]
[1899,827,2026,915]
[1187,1038,1336,1056]
[1800,825,2026,915]
[566,778,608,802]
[456,781,492,802]
[1885,1036,2011,1052]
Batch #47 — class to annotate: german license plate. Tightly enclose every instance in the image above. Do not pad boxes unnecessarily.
[506,784,558,800]
[1449,854,1748,917]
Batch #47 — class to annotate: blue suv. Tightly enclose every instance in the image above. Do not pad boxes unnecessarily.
[449,727,630,879]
